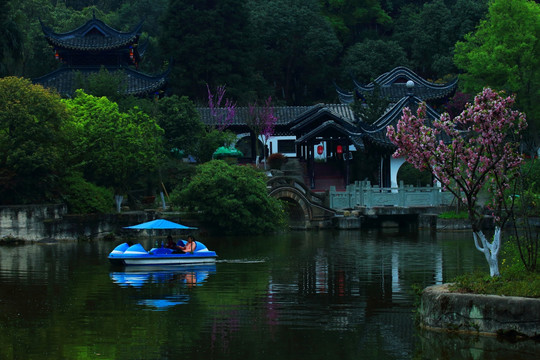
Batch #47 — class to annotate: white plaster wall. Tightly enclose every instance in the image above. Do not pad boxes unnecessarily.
[390,157,407,190]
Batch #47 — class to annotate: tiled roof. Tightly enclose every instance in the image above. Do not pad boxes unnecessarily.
[198,103,355,128]
[40,16,143,51]
[295,120,365,150]
[336,66,458,103]
[359,95,445,148]
[33,66,168,97]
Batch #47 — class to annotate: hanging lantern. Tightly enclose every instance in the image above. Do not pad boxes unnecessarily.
[55,50,60,60]
[129,49,134,60]
[317,145,323,155]
[336,145,343,154]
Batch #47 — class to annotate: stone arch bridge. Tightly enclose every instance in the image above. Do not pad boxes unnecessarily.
[267,176,336,229]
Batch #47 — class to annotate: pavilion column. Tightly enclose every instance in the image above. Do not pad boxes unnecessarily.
[309,145,315,189]
[380,154,392,188]
[345,143,350,186]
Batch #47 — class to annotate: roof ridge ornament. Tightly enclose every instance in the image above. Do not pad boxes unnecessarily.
[406,80,414,96]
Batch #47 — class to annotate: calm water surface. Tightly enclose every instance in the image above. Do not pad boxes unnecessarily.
[0,229,538,360]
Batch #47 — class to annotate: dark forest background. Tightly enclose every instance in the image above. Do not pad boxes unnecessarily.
[1,0,489,106]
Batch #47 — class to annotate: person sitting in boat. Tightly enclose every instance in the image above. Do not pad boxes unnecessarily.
[165,235,182,251]
[179,235,197,253]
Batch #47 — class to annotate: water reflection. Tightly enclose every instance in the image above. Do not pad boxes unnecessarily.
[417,329,540,360]
[110,265,217,288]
[0,230,536,360]
[110,265,217,310]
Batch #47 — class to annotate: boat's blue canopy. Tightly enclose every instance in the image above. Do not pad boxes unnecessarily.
[124,219,197,230]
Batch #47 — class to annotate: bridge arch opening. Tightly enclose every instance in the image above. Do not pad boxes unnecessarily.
[280,198,306,226]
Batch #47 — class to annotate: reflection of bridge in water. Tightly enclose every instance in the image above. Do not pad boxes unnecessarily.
[267,177,455,230]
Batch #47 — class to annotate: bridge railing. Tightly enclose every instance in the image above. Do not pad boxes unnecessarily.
[329,181,455,209]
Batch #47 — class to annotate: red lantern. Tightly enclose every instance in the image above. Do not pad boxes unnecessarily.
[317,145,323,155]
[336,145,343,154]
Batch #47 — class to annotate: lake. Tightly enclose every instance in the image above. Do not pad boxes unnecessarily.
[0,229,538,359]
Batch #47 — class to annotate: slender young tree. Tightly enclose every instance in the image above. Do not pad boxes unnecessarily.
[387,88,527,276]
[247,96,278,164]
[207,83,236,132]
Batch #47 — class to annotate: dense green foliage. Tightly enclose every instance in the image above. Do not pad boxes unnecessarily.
[156,95,205,157]
[61,172,114,214]
[171,160,286,235]
[0,77,72,204]
[160,0,258,102]
[63,90,164,193]
[454,0,540,136]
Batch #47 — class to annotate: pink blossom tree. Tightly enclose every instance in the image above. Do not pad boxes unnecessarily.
[247,96,278,166]
[387,88,527,277]
[207,83,236,132]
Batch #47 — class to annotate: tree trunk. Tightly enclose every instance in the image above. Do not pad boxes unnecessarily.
[115,195,123,213]
[472,227,501,277]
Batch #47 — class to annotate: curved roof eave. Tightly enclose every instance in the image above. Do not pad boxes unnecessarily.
[354,66,457,91]
[41,17,144,51]
[290,107,355,133]
[294,120,365,149]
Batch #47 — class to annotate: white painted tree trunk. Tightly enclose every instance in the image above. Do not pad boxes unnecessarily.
[114,195,123,213]
[160,192,166,210]
[472,226,501,277]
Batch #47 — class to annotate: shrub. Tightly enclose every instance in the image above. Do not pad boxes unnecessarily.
[61,173,113,214]
[267,153,287,170]
[171,160,286,235]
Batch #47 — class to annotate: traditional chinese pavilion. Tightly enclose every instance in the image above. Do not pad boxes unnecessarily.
[34,14,169,97]
[198,67,457,191]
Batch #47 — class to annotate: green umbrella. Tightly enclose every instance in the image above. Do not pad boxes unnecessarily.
[212,146,244,159]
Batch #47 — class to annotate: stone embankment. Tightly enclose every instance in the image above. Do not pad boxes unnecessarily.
[418,284,540,339]
[0,204,162,241]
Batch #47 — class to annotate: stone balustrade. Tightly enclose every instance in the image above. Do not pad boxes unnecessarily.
[329,181,455,209]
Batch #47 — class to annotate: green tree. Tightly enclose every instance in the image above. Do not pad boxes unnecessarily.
[156,95,205,157]
[392,0,454,77]
[454,0,540,139]
[0,0,24,76]
[0,77,72,204]
[249,0,342,104]
[63,90,164,201]
[319,0,392,46]
[340,38,408,84]
[172,160,285,235]
[160,0,259,102]
[74,66,127,103]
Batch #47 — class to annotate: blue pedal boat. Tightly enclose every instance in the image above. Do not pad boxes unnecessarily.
[108,241,218,266]
[109,219,217,266]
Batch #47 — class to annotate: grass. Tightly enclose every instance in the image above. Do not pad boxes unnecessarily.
[438,210,469,219]
[449,271,540,298]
